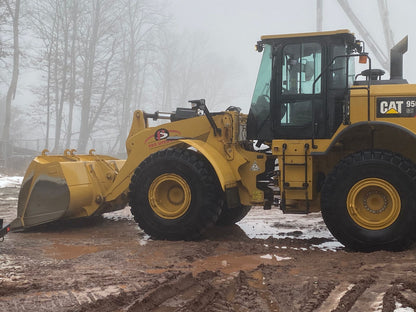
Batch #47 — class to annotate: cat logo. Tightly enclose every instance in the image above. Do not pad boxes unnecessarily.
[379,100,403,115]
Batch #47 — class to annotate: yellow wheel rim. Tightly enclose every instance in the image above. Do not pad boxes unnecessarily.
[347,178,401,230]
[148,173,191,219]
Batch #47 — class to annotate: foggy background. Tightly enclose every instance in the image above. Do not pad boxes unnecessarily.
[0,0,415,164]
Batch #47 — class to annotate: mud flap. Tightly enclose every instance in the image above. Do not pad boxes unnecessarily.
[225,187,240,209]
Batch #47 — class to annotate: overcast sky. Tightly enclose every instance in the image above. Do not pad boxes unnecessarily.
[168,0,416,111]
[14,0,416,114]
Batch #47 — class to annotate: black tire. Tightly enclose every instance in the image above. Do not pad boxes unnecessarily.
[129,148,222,240]
[321,150,416,251]
[216,204,251,226]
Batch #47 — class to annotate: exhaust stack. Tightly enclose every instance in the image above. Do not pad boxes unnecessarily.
[390,36,408,80]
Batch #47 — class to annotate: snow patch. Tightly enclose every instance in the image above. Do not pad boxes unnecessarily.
[260,254,292,261]
[103,206,133,221]
[0,176,22,188]
[395,302,415,312]
[139,234,150,246]
[312,241,343,252]
[274,255,292,261]
[238,207,344,251]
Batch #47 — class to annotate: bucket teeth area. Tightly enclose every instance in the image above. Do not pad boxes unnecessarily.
[18,175,70,228]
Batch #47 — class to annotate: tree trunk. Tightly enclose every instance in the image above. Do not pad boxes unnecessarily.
[65,0,79,148]
[2,0,20,165]
[78,0,100,152]
[54,1,69,151]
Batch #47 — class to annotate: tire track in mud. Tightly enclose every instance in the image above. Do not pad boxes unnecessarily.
[315,282,354,312]
[260,263,416,312]
[1,259,416,312]
[0,271,183,312]
[313,273,416,312]
[331,277,376,312]
[2,251,416,312]
[0,281,159,312]
[68,270,281,312]
[58,269,416,312]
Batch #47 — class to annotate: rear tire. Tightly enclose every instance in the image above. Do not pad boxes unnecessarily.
[216,204,251,226]
[129,148,222,240]
[321,150,416,251]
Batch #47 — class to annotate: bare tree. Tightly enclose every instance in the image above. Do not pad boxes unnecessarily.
[154,30,243,112]
[30,0,118,152]
[153,27,180,112]
[76,0,121,152]
[27,0,169,154]
[0,3,14,87]
[65,0,79,148]
[29,0,76,151]
[1,0,20,164]
[53,1,70,151]
[116,0,165,153]
[5,0,241,158]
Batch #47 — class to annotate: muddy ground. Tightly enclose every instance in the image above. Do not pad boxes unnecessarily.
[1,184,416,312]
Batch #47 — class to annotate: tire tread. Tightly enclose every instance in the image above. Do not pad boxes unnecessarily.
[321,149,416,251]
[129,148,222,240]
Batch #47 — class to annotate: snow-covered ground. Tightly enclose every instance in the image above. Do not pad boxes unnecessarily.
[237,207,343,251]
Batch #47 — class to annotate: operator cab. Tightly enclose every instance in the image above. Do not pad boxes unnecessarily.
[247,30,358,141]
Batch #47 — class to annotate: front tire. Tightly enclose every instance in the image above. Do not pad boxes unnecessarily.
[129,148,222,240]
[321,150,416,251]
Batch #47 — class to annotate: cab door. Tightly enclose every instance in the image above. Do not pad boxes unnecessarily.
[273,42,325,139]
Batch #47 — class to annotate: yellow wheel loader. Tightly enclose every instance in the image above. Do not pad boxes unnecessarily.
[2,29,416,251]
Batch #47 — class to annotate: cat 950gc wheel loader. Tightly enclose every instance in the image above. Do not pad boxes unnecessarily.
[2,29,416,251]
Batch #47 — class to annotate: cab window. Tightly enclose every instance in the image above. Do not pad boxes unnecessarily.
[280,42,322,127]
[250,44,272,123]
[282,42,322,95]
[329,45,355,89]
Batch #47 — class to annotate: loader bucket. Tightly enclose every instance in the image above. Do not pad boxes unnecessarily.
[10,150,126,231]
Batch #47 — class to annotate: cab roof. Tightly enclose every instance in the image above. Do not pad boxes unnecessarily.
[261,29,353,41]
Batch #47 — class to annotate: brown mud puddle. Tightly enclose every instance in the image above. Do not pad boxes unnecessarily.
[190,252,291,275]
[144,251,291,276]
[44,242,112,260]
